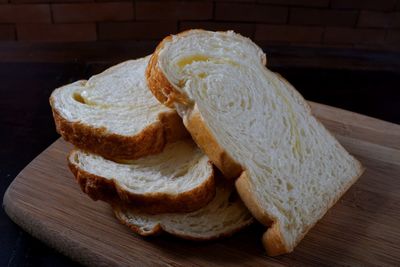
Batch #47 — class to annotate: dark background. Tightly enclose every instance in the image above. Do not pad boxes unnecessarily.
[1,0,400,266]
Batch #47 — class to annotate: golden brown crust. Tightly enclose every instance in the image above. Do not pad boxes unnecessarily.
[50,98,188,161]
[236,171,290,255]
[146,29,265,108]
[146,36,192,108]
[157,110,189,143]
[235,172,274,227]
[68,152,216,214]
[184,107,242,179]
[145,39,174,107]
[146,30,222,108]
[146,31,242,180]
[262,223,290,256]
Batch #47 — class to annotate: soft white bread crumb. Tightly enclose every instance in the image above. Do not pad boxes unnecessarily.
[149,30,364,254]
[52,56,170,135]
[50,56,188,160]
[114,183,254,240]
[68,139,216,213]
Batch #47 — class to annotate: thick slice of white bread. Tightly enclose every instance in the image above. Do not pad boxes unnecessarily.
[68,139,215,213]
[50,56,188,161]
[113,183,254,240]
[146,30,364,255]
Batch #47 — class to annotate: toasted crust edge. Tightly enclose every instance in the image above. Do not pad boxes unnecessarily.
[50,98,188,161]
[68,152,216,214]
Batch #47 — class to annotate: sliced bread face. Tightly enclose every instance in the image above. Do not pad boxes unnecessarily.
[146,30,364,255]
[69,139,215,214]
[113,183,254,240]
[50,56,188,161]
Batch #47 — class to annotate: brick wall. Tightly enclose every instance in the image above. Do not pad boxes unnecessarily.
[0,0,399,52]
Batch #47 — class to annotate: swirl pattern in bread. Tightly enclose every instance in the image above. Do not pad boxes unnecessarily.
[68,139,216,213]
[113,183,253,240]
[146,30,364,255]
[50,56,188,161]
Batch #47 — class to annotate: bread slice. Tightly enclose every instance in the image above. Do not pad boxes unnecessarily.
[113,183,254,240]
[68,139,215,213]
[146,30,364,255]
[50,56,188,161]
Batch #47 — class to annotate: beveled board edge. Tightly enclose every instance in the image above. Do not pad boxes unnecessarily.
[3,103,400,266]
[3,180,117,267]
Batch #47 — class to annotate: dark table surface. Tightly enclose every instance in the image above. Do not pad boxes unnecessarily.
[1,62,399,267]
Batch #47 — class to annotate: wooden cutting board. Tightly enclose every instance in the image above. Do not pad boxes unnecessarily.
[3,102,400,266]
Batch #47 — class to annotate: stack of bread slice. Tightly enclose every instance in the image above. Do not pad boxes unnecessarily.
[50,56,254,240]
[50,30,364,256]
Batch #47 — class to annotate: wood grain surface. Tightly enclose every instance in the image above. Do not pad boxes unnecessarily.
[3,102,400,266]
